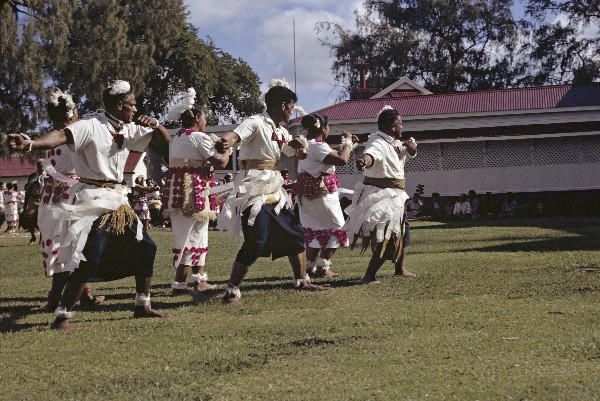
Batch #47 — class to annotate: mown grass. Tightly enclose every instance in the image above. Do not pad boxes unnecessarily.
[0,217,599,401]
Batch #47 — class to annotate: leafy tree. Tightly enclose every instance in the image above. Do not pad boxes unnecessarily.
[0,0,263,135]
[323,0,523,93]
[0,1,46,132]
[523,0,600,84]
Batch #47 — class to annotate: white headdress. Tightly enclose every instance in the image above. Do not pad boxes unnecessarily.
[107,80,131,96]
[293,105,307,116]
[166,88,197,121]
[268,78,290,89]
[377,105,394,117]
[48,88,76,119]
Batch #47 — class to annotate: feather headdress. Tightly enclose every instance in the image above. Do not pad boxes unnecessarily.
[166,88,197,121]
[48,88,76,119]
[268,78,290,89]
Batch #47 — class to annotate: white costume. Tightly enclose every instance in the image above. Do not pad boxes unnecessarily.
[343,131,416,259]
[47,112,154,272]
[217,113,298,235]
[38,144,77,276]
[3,190,19,228]
[163,128,218,269]
[296,139,348,249]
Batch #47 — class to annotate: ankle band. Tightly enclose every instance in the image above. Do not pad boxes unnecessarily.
[171,281,188,290]
[54,306,75,319]
[135,293,151,307]
[191,272,208,283]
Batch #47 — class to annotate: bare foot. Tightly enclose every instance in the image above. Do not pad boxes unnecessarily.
[296,282,330,291]
[321,269,340,278]
[51,317,73,331]
[79,294,106,308]
[394,270,416,278]
[194,282,218,292]
[361,276,381,284]
[222,293,241,304]
[133,306,165,318]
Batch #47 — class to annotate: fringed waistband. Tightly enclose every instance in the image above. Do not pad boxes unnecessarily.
[239,159,279,170]
[97,203,138,235]
[363,177,406,189]
[79,177,124,190]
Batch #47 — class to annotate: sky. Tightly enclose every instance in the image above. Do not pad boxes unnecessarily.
[185,0,365,114]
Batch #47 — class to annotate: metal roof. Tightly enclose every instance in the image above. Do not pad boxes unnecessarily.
[311,84,600,121]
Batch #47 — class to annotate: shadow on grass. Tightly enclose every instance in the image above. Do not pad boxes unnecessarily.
[411,217,600,253]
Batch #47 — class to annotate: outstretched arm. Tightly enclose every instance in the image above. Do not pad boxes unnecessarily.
[215,132,241,154]
[7,129,72,152]
[323,131,359,166]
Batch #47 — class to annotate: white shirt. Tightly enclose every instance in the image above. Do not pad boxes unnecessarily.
[47,144,75,174]
[66,113,153,182]
[298,139,335,177]
[453,201,472,215]
[169,130,216,163]
[234,113,295,162]
[363,131,416,179]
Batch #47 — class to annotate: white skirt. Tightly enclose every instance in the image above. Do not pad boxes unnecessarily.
[298,192,348,248]
[343,182,409,244]
[170,212,209,267]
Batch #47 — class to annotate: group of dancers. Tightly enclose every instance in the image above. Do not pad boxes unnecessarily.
[8,78,417,330]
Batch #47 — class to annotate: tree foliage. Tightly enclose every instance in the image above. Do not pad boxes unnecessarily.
[323,0,523,93]
[0,0,263,134]
[324,0,599,94]
[523,0,600,85]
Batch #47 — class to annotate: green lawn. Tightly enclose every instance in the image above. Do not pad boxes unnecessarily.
[1,218,599,401]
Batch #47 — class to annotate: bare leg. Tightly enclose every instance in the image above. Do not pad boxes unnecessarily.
[171,264,190,295]
[306,247,320,275]
[393,247,415,277]
[223,261,249,303]
[133,275,164,318]
[289,252,329,291]
[51,282,86,330]
[79,284,106,307]
[362,254,385,284]
[46,272,69,312]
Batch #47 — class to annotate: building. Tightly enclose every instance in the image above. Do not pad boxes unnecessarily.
[287,79,600,203]
[0,157,37,190]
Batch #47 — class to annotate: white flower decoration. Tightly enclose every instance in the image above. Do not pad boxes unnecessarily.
[48,88,76,119]
[108,80,131,95]
[314,119,321,129]
[377,105,394,117]
[268,78,290,88]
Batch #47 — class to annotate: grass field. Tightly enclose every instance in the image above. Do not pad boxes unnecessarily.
[1,217,599,401]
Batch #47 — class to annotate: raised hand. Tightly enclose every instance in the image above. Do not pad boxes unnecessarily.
[6,133,30,152]
[136,115,159,128]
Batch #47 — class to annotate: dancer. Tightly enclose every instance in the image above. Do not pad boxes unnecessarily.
[295,113,356,277]
[38,88,104,312]
[216,81,327,302]
[8,80,170,329]
[132,176,152,231]
[343,106,417,283]
[3,182,19,234]
[163,88,228,295]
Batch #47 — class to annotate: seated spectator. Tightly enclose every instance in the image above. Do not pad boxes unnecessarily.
[479,192,496,218]
[499,192,518,218]
[453,194,472,219]
[430,192,445,219]
[468,189,479,218]
[406,193,424,219]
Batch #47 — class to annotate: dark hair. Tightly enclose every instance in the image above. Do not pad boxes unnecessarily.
[264,86,297,110]
[377,108,401,132]
[135,176,145,184]
[47,97,73,127]
[180,104,204,128]
[301,113,328,136]
[102,86,134,110]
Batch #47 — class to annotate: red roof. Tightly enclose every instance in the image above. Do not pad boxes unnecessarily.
[124,151,144,174]
[311,84,600,121]
[0,157,36,178]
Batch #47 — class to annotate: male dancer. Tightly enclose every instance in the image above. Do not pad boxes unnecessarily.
[216,83,327,302]
[9,80,170,329]
[343,106,417,283]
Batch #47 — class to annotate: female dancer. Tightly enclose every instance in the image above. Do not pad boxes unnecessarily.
[295,114,356,277]
[163,88,229,295]
[3,183,19,234]
[38,88,104,311]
